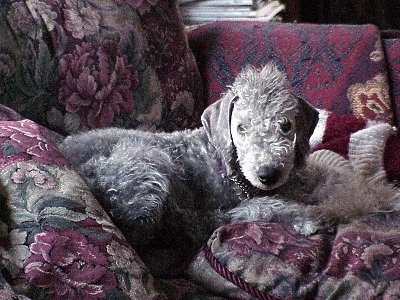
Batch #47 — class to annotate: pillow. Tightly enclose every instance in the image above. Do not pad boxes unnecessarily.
[188,22,392,123]
[187,221,327,299]
[0,0,203,134]
[188,218,400,299]
[0,118,165,299]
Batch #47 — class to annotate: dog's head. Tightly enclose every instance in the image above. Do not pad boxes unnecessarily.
[201,63,319,191]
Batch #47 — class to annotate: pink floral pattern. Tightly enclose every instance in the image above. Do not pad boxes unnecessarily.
[11,162,57,189]
[326,221,400,280]
[63,0,101,39]
[0,120,69,168]
[59,40,137,128]
[0,117,164,299]
[25,228,117,299]
[222,222,324,270]
[0,0,203,134]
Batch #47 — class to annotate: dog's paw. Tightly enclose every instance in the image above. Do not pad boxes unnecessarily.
[227,204,273,222]
[293,219,321,236]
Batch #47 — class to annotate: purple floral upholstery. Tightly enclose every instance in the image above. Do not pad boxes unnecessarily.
[188,21,393,123]
[140,1,204,130]
[1,3,400,298]
[0,118,165,299]
[189,215,400,299]
[0,0,203,134]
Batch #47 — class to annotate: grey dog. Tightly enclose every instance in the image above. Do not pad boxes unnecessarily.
[60,63,398,276]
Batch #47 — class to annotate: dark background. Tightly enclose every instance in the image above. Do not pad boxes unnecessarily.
[282,0,400,30]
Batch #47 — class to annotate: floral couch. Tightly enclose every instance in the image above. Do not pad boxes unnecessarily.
[1,0,400,299]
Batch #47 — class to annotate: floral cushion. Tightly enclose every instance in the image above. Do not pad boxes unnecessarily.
[188,22,392,123]
[188,217,400,299]
[0,0,203,134]
[0,118,165,299]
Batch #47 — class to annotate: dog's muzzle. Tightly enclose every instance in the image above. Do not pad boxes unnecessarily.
[256,134,296,188]
[257,165,282,186]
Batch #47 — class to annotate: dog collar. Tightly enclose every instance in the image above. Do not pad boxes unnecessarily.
[228,173,252,198]
[228,170,274,199]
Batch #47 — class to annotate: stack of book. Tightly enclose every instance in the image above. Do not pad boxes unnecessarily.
[179,0,285,24]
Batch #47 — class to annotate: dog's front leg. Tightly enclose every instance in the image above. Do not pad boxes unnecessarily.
[227,197,321,236]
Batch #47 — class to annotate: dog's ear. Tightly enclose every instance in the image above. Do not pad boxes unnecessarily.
[201,91,237,172]
[294,97,319,168]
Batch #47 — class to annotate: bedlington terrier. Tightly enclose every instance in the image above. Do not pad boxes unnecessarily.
[59,63,399,276]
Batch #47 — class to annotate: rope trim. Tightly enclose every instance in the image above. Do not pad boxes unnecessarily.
[202,245,279,300]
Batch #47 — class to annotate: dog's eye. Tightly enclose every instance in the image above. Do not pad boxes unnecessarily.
[106,189,119,201]
[278,118,292,134]
[237,124,246,135]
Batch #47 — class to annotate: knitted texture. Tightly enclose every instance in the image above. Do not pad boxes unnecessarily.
[308,149,352,173]
[311,110,397,182]
[349,122,396,183]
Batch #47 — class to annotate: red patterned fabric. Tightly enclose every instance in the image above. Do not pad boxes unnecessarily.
[310,111,400,182]
[140,1,204,130]
[312,113,367,159]
[188,21,393,122]
[382,31,400,128]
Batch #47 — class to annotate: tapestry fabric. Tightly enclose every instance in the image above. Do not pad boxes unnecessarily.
[382,32,400,128]
[1,9,400,299]
[188,21,393,123]
[189,215,400,299]
[0,118,165,299]
[0,0,203,135]
[2,106,400,299]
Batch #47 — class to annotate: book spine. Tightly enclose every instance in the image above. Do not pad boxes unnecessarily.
[181,2,284,18]
[180,0,263,8]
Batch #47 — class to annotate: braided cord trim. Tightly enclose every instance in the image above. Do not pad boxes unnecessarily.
[203,245,279,300]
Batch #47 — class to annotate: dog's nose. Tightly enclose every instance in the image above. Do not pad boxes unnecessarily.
[257,166,281,186]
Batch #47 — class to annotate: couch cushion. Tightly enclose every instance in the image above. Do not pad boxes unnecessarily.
[188,217,400,299]
[188,21,392,123]
[0,118,166,299]
[0,0,203,134]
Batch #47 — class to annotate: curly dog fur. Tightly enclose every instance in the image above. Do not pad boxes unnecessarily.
[59,63,399,277]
